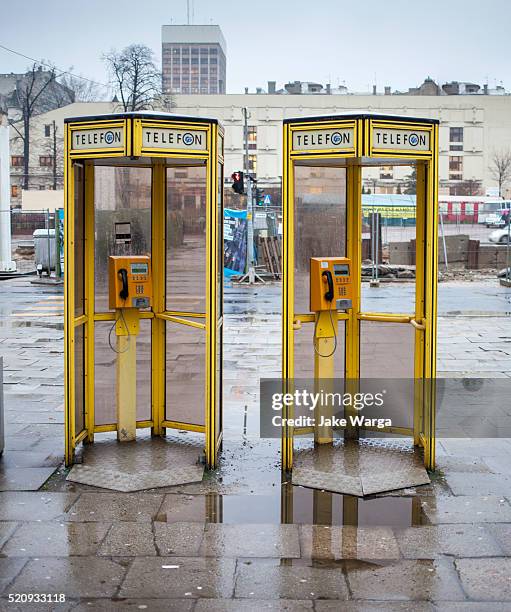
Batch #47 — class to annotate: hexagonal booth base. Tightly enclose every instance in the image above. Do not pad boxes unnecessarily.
[66,435,204,492]
[292,439,430,496]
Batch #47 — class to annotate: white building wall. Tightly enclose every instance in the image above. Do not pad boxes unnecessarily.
[9,95,511,204]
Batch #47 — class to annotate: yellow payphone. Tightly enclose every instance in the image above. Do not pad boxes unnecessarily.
[309,257,353,443]
[108,255,153,442]
[310,257,352,312]
[108,255,153,310]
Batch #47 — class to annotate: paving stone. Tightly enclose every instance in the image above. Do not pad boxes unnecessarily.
[0,451,61,468]
[0,467,57,491]
[421,496,511,523]
[316,603,434,611]
[234,560,350,600]
[481,454,511,474]
[119,557,236,599]
[395,524,503,558]
[71,601,193,612]
[195,601,313,611]
[154,521,205,555]
[455,558,511,601]
[435,456,493,474]
[158,494,216,522]
[484,523,511,555]
[0,522,18,548]
[200,523,300,558]
[9,557,126,599]
[446,473,511,496]
[0,492,77,521]
[98,522,156,556]
[1,521,110,557]
[0,558,27,595]
[300,525,400,560]
[346,559,465,601]
[64,492,163,522]
[0,598,73,612]
[432,603,508,611]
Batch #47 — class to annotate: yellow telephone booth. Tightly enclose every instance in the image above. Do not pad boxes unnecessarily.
[281,113,438,496]
[64,112,224,484]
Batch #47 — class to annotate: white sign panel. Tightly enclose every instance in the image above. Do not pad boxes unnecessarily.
[372,128,430,151]
[72,128,124,150]
[292,128,354,151]
[142,127,207,150]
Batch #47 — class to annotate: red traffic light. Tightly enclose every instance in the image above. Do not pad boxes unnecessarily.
[231,171,244,194]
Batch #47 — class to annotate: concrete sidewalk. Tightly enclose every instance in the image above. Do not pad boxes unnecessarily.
[0,278,510,608]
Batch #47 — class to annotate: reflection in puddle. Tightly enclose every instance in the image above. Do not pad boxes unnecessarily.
[161,487,422,528]
[0,320,64,330]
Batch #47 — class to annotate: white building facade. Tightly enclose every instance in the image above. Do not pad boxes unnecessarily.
[8,94,511,205]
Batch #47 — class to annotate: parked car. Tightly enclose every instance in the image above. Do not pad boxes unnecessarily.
[488,227,511,243]
[485,211,508,228]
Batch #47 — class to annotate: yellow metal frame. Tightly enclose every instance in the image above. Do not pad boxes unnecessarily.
[281,115,439,473]
[64,114,223,467]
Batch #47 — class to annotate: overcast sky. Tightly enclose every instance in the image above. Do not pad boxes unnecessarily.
[1,0,510,95]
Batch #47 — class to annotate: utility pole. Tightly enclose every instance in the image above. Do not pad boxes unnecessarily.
[237,107,264,284]
[0,105,16,273]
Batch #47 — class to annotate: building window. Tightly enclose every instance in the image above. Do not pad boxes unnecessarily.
[380,166,393,179]
[449,144,463,151]
[11,184,19,197]
[246,126,257,150]
[449,156,463,172]
[39,156,54,167]
[449,127,463,142]
[44,124,51,137]
[11,156,24,167]
[244,154,257,173]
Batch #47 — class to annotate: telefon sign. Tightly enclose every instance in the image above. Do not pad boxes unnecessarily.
[72,128,124,150]
[372,128,430,151]
[142,127,207,150]
[292,128,354,151]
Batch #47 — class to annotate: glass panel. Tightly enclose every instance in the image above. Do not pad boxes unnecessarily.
[360,321,415,429]
[74,164,85,317]
[74,324,85,435]
[94,319,152,426]
[216,161,223,445]
[166,321,205,426]
[215,322,222,442]
[94,321,116,426]
[94,167,152,313]
[294,165,347,313]
[166,166,207,313]
[217,161,224,318]
[361,165,416,314]
[294,320,345,379]
[136,320,152,422]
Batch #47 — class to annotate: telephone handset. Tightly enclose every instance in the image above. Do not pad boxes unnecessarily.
[118,268,129,301]
[322,270,334,302]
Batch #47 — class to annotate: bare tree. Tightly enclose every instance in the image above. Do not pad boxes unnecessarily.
[8,64,64,189]
[452,179,483,196]
[489,149,511,198]
[103,44,163,112]
[58,71,106,102]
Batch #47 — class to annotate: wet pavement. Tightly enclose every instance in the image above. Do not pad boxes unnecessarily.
[0,277,510,608]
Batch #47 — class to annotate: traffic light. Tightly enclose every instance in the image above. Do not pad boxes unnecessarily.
[231,171,244,194]
[255,187,264,206]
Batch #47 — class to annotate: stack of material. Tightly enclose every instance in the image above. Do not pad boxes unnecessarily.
[257,236,282,279]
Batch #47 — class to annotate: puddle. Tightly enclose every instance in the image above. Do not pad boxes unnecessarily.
[0,320,64,330]
[161,488,421,527]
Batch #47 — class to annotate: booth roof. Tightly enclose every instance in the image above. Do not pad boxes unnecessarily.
[283,111,439,125]
[64,110,218,124]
